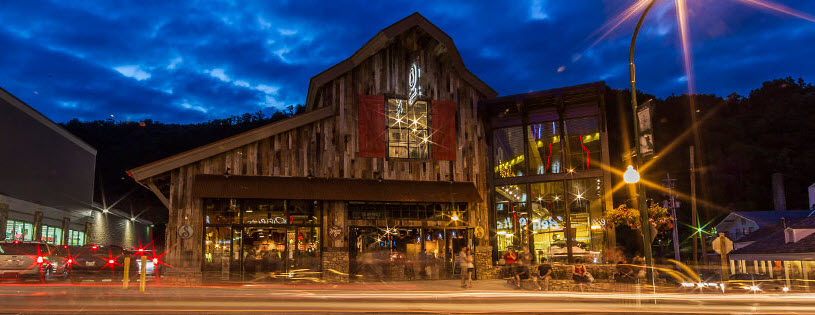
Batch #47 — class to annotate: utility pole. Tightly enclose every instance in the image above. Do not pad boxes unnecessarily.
[690,146,698,265]
[664,173,680,262]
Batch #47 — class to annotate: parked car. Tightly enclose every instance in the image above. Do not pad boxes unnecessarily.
[124,248,162,276]
[65,244,127,278]
[0,241,68,280]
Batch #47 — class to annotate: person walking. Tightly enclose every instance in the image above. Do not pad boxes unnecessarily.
[503,247,519,289]
[459,248,474,288]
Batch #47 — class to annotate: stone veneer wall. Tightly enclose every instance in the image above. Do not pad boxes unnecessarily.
[322,248,349,283]
[475,245,495,280]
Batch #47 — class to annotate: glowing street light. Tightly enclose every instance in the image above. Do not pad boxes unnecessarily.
[623,165,641,184]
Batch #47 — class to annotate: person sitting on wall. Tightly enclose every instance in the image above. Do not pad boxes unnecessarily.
[572,258,591,292]
[533,257,553,291]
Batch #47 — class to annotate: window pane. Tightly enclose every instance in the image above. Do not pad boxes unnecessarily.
[566,178,604,259]
[242,200,285,224]
[387,99,429,159]
[204,199,240,224]
[527,121,562,175]
[565,116,601,171]
[494,127,525,178]
[529,182,566,260]
[495,185,526,252]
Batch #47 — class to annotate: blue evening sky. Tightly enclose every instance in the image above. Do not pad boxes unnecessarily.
[1,1,813,122]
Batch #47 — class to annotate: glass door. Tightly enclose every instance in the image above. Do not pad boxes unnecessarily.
[203,226,232,281]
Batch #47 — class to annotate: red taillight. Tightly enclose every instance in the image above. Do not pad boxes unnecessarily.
[91,245,98,250]
[37,256,44,264]
[13,240,20,244]
[108,259,115,264]
[152,258,158,264]
[67,259,73,264]
[138,248,144,253]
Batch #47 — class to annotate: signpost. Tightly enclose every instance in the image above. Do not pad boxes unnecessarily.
[712,233,734,281]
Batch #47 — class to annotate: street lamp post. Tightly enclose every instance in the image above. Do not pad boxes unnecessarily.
[629,0,658,285]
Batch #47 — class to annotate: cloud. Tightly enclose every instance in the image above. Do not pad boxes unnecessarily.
[0,0,813,123]
[114,65,151,80]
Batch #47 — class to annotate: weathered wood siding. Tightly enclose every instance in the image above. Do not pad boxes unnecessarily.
[164,27,491,269]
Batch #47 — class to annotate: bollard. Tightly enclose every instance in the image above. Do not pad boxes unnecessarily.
[139,255,147,293]
[123,257,130,289]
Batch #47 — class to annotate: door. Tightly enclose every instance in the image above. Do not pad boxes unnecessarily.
[203,227,232,281]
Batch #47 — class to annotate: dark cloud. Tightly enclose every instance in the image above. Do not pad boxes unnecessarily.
[0,0,813,123]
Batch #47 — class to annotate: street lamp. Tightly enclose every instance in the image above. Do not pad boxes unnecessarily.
[629,0,658,285]
[623,165,640,184]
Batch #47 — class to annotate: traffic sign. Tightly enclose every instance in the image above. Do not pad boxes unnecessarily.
[712,233,733,255]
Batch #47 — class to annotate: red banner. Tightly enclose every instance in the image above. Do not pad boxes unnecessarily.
[431,100,456,161]
[358,94,385,158]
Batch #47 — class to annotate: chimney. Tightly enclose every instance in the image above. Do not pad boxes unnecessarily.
[809,182,815,210]
[772,173,787,211]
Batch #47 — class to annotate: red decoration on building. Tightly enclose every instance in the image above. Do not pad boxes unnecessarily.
[358,94,386,158]
[431,100,456,161]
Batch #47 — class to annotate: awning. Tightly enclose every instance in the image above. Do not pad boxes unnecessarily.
[191,174,482,203]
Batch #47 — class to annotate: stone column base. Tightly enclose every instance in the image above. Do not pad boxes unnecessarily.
[322,248,350,283]
[475,245,495,280]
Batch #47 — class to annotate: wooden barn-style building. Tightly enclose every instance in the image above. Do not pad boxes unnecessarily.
[129,13,612,283]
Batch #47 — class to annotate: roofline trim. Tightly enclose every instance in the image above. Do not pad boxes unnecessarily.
[304,12,496,111]
[127,105,335,182]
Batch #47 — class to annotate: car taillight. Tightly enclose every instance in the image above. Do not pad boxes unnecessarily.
[67,259,73,264]
[138,248,144,253]
[108,259,115,264]
[152,258,158,264]
[91,245,98,250]
[37,256,44,264]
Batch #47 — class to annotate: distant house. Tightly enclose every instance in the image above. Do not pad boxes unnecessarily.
[728,215,815,290]
[715,210,812,242]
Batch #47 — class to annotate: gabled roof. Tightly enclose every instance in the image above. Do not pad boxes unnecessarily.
[735,210,812,227]
[127,105,334,182]
[731,216,815,256]
[304,12,496,111]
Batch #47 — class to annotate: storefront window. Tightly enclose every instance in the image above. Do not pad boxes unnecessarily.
[40,225,63,244]
[5,220,34,241]
[566,178,605,260]
[68,230,85,245]
[387,98,429,159]
[565,116,601,172]
[242,200,285,224]
[494,127,525,178]
[204,199,240,225]
[529,182,566,261]
[495,185,527,251]
[527,121,562,175]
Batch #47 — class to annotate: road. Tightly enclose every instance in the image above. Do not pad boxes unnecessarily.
[0,280,813,314]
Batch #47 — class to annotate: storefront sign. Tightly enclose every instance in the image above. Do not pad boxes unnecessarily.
[408,62,422,105]
[328,225,343,239]
[637,100,655,157]
[177,224,193,240]
[474,226,485,239]
[244,217,287,225]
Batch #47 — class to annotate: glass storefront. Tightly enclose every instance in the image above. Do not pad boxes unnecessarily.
[489,104,607,263]
[6,220,34,241]
[40,225,63,244]
[203,199,321,282]
[68,230,85,245]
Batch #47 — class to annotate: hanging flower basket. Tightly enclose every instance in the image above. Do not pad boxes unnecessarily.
[604,203,673,233]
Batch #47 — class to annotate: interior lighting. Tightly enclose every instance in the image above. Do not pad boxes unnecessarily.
[623,165,640,183]
[451,214,459,221]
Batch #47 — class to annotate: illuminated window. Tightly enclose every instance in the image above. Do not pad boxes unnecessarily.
[494,127,525,178]
[565,117,601,171]
[527,121,562,175]
[40,225,63,244]
[387,98,429,158]
[5,220,33,241]
[67,230,85,245]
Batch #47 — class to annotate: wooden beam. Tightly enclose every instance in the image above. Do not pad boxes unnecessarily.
[146,179,170,210]
[128,105,335,181]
